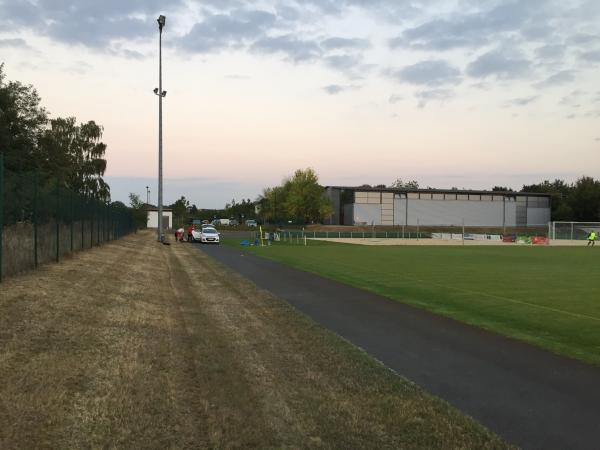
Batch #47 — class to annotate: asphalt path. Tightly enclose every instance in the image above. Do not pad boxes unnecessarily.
[196,243,600,450]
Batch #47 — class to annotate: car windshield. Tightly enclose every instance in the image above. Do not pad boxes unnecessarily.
[203,228,217,234]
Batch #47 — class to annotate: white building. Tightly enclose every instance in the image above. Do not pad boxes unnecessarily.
[325,187,551,228]
[147,209,173,229]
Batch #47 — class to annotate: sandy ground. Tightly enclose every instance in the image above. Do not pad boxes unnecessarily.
[311,237,586,246]
[0,231,511,449]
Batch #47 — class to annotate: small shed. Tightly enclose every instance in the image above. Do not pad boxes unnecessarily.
[147,208,173,229]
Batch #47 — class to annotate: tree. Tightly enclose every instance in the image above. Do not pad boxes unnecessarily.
[0,63,48,172]
[522,179,572,221]
[567,177,600,221]
[492,186,514,192]
[258,185,289,224]
[38,117,109,200]
[284,168,333,223]
[389,178,419,189]
[129,193,147,229]
[1,65,110,200]
[169,196,190,228]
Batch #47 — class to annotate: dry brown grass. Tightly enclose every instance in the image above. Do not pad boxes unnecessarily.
[0,231,514,449]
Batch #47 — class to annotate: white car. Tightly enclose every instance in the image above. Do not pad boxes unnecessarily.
[191,226,220,244]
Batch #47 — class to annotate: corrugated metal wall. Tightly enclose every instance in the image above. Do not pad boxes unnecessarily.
[348,190,548,227]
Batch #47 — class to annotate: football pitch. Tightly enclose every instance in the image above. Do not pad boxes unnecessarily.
[233,239,600,366]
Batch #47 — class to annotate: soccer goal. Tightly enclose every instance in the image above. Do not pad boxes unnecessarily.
[550,222,600,240]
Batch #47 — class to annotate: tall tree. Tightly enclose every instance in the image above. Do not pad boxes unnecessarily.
[129,193,147,229]
[38,117,109,200]
[0,63,48,172]
[284,168,333,223]
[567,177,600,221]
[169,196,190,228]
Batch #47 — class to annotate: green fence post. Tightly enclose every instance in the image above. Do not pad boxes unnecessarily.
[70,190,74,253]
[55,180,60,262]
[0,153,4,282]
[81,197,85,250]
[33,171,38,268]
[96,202,100,245]
[90,199,93,248]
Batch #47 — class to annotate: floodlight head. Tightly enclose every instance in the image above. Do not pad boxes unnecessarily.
[157,15,166,30]
[153,87,159,94]
[162,90,167,97]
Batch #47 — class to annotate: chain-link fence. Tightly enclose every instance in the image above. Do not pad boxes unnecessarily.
[0,153,135,281]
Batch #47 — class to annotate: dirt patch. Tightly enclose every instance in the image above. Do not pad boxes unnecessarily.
[0,231,512,449]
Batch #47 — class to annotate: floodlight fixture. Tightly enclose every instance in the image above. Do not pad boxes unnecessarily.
[158,15,166,31]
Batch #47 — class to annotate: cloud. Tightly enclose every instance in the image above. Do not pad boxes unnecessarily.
[534,70,576,89]
[388,94,403,104]
[387,60,461,86]
[1,0,186,48]
[467,48,531,80]
[504,96,539,107]
[0,38,31,49]
[250,35,321,62]
[178,9,277,53]
[320,37,370,50]
[558,90,585,107]
[414,89,454,108]
[579,49,600,62]
[392,1,545,51]
[535,44,566,60]
[322,84,360,95]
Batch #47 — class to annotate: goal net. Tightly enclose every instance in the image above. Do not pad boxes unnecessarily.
[551,222,600,240]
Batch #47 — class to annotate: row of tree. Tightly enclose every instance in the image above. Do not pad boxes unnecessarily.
[0,64,110,200]
[522,177,600,222]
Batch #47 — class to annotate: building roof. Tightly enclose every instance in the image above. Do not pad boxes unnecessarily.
[146,208,173,212]
[324,186,552,197]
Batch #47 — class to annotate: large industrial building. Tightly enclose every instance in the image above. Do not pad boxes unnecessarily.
[324,186,551,228]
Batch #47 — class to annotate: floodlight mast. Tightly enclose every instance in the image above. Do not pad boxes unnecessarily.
[155,15,166,241]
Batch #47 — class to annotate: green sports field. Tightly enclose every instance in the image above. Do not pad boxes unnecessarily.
[231,239,600,366]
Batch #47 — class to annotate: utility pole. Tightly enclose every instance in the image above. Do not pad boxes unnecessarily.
[146,186,150,206]
[155,15,167,241]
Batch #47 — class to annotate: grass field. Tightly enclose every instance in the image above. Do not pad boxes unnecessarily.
[0,232,512,449]
[230,239,600,366]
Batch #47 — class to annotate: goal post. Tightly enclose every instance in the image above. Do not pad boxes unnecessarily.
[550,221,600,240]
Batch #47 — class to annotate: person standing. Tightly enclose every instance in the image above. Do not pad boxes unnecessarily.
[587,230,596,246]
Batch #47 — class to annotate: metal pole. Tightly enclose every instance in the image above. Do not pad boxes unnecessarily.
[570,222,573,241]
[157,18,165,242]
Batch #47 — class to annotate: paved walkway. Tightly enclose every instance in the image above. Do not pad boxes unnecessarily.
[198,244,600,450]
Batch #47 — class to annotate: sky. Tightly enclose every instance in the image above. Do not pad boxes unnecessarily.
[1,0,599,208]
